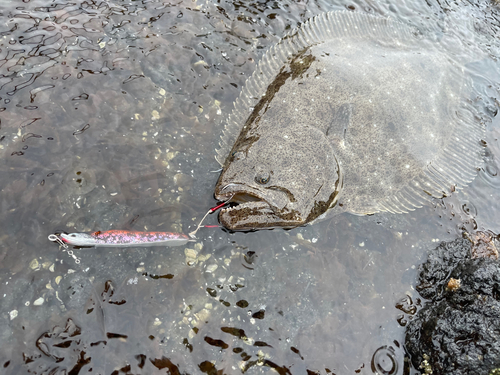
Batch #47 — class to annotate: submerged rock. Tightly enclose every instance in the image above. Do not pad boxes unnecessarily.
[405,234,500,374]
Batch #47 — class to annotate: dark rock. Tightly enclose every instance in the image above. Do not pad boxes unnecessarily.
[405,237,500,375]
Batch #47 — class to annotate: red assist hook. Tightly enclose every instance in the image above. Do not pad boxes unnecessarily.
[188,202,228,238]
[210,202,227,212]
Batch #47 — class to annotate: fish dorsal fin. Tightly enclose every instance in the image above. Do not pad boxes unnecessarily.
[375,103,484,215]
[215,11,415,165]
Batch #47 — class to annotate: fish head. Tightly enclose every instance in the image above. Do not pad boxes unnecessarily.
[60,232,97,246]
[214,126,342,230]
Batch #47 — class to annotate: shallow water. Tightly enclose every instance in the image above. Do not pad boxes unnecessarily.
[0,0,498,374]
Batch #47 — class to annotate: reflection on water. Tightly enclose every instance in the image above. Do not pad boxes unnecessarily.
[0,0,498,374]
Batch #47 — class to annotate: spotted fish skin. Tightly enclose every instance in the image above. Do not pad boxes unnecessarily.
[214,11,484,231]
[60,230,189,247]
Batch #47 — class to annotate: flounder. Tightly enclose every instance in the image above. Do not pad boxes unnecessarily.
[214,11,484,231]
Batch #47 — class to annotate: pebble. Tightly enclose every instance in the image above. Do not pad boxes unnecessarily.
[206,264,218,273]
[29,259,39,270]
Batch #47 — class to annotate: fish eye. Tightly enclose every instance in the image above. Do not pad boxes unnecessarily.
[255,172,270,185]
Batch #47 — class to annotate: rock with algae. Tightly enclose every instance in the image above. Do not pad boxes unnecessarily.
[405,234,500,375]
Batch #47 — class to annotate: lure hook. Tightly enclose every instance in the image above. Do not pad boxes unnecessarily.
[188,201,229,238]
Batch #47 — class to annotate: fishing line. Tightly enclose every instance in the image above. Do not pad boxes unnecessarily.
[189,201,227,238]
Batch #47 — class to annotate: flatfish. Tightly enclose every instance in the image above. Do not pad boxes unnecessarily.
[214,11,484,231]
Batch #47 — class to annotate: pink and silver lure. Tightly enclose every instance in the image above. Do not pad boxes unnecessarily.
[60,230,189,247]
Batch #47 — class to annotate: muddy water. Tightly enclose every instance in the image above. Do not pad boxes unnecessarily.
[0,0,498,374]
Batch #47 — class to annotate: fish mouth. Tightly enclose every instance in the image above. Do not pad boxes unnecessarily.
[215,183,268,204]
[214,184,296,231]
[218,190,274,216]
